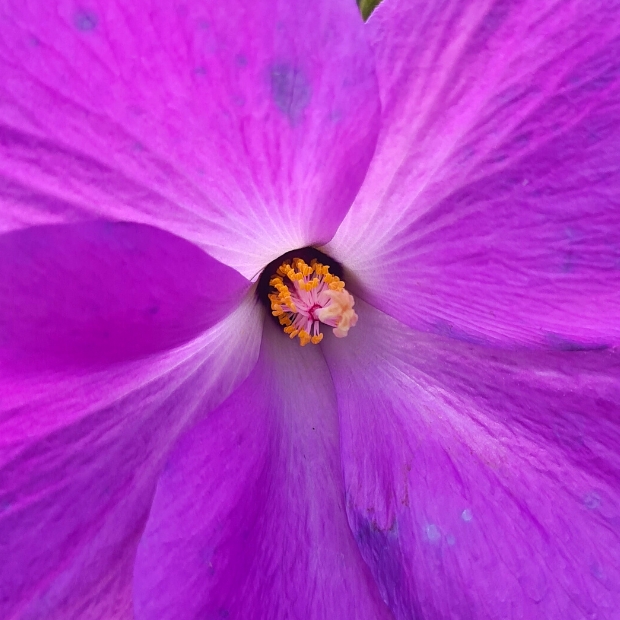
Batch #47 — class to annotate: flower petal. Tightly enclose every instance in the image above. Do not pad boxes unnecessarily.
[328,0,620,347]
[133,320,392,620]
[0,296,262,619]
[0,221,248,370]
[0,0,379,277]
[323,301,620,619]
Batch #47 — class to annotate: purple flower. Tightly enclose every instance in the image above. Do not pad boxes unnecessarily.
[1,0,620,618]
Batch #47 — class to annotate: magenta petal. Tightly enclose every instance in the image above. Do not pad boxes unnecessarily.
[323,301,620,619]
[0,221,248,369]
[0,297,262,619]
[133,320,391,620]
[0,0,379,277]
[329,0,620,347]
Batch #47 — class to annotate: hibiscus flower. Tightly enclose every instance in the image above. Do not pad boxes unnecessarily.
[1,0,620,618]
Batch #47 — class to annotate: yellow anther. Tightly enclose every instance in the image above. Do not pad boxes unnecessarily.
[289,329,299,339]
[329,281,345,291]
[311,334,323,344]
[277,263,291,276]
[312,260,328,275]
[283,325,295,334]
[298,330,311,346]
[283,298,297,312]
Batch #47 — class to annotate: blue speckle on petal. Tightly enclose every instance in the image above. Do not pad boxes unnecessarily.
[545,333,609,352]
[461,508,473,522]
[590,562,607,584]
[74,9,98,32]
[584,492,601,510]
[269,62,311,124]
[446,534,456,546]
[425,524,441,543]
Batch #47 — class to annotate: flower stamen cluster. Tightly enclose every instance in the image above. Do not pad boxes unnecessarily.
[268,257,358,346]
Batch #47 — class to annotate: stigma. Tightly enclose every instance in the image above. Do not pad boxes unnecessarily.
[268,257,358,346]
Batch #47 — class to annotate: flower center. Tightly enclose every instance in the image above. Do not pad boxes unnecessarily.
[260,251,358,346]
